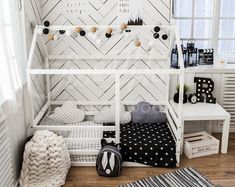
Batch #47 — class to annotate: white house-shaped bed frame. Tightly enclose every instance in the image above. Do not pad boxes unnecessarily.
[27,24,184,166]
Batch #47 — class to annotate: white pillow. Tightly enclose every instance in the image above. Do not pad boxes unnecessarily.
[94,104,131,124]
[49,101,85,124]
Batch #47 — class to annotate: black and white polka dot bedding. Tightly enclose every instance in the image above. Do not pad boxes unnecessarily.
[104,122,177,168]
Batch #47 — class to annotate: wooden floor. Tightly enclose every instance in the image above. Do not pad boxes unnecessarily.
[63,133,235,187]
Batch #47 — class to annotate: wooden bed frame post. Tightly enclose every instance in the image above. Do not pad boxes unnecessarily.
[175,25,185,156]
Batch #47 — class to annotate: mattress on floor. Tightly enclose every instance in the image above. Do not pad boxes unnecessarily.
[41,118,177,167]
[104,122,177,168]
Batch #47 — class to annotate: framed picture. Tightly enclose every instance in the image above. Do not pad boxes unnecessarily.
[198,49,214,65]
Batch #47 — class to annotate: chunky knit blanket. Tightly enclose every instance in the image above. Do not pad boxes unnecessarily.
[19,130,71,187]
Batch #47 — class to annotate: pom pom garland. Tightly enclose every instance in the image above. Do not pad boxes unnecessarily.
[44,25,169,44]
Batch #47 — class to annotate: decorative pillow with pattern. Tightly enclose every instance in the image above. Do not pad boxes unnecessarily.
[49,101,85,124]
[94,104,131,124]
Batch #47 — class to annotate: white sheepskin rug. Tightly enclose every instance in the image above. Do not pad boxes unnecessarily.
[19,130,71,187]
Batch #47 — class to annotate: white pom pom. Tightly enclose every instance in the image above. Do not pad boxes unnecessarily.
[53,34,60,40]
[91,34,97,40]
[66,30,72,36]
[117,28,123,34]
[88,32,97,40]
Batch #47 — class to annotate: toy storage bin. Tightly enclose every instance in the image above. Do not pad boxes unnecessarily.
[184,131,220,159]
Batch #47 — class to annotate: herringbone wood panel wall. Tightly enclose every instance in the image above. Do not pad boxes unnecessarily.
[26,0,173,115]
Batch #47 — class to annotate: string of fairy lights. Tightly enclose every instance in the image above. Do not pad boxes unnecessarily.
[39,21,169,51]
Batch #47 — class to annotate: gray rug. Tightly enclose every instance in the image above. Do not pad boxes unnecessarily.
[118,167,219,187]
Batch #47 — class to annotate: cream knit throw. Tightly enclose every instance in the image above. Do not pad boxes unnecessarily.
[19,130,71,187]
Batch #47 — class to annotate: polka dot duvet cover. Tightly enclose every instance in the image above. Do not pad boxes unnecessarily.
[104,122,177,168]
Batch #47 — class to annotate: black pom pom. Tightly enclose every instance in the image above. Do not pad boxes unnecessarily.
[154,26,160,32]
[44,21,50,27]
[162,34,168,40]
[105,33,112,38]
[59,30,65,35]
[80,30,86,36]
[153,33,159,39]
[43,28,49,35]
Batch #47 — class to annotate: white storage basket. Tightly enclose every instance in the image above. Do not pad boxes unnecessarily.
[184,131,219,159]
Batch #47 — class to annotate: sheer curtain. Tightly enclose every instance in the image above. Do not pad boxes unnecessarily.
[0,0,27,114]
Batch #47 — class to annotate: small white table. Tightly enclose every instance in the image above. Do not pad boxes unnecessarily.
[170,101,231,153]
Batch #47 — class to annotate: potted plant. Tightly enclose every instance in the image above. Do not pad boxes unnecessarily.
[173,84,189,103]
